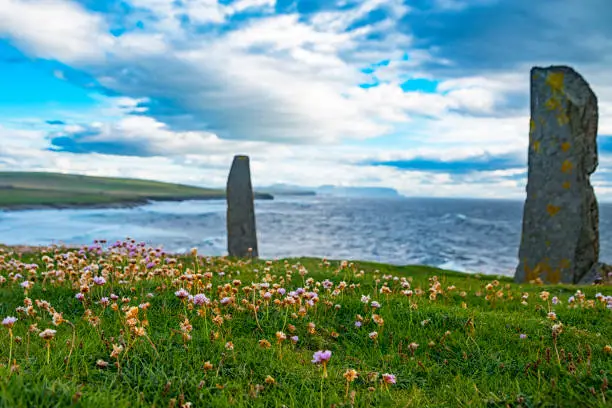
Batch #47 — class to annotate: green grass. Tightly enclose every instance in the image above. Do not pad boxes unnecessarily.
[0,172,272,209]
[0,244,610,407]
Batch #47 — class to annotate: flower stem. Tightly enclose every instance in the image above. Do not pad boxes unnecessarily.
[320,375,324,408]
[8,330,13,370]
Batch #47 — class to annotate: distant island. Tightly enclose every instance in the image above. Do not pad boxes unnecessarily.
[257,183,317,196]
[258,183,401,198]
[0,172,273,210]
[315,185,401,198]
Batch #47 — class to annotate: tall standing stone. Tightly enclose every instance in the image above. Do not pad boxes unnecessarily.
[226,155,258,258]
[515,66,599,284]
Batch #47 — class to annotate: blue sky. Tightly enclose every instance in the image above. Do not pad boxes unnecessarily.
[0,0,611,199]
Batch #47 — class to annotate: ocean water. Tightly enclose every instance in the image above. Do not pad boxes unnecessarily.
[1,196,612,277]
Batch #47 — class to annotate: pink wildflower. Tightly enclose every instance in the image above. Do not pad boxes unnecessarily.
[382,373,396,384]
[2,316,17,328]
[93,276,106,286]
[175,288,190,299]
[312,350,332,364]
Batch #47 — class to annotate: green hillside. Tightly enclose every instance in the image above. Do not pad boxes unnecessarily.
[0,246,610,407]
[0,172,272,209]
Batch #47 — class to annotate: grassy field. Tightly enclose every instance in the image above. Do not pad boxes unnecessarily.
[0,242,610,407]
[0,172,272,209]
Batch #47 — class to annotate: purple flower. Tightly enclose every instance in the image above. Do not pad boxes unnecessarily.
[520,334,527,339]
[220,297,232,305]
[192,294,210,306]
[355,321,362,328]
[382,373,396,384]
[311,350,332,364]
[75,293,85,301]
[93,276,106,286]
[175,288,190,299]
[146,262,156,269]
[20,281,32,289]
[263,292,272,300]
[2,316,17,328]
[552,297,559,305]
[110,294,119,301]
[290,335,299,343]
[277,288,286,296]
[371,301,381,309]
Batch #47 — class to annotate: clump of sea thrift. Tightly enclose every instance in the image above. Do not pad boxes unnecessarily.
[312,350,332,378]
[39,328,57,364]
[381,373,396,391]
[312,350,332,408]
[343,369,358,397]
[2,316,17,368]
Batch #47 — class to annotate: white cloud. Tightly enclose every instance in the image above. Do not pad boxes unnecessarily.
[0,0,115,63]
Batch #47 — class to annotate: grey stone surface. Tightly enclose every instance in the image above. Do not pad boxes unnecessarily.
[226,155,258,258]
[515,66,599,284]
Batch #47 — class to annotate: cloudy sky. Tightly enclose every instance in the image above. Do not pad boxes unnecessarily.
[0,0,611,199]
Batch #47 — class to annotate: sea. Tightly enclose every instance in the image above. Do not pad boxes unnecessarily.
[2,196,612,277]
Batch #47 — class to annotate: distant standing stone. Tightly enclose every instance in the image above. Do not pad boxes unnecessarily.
[515,66,599,284]
[226,155,258,258]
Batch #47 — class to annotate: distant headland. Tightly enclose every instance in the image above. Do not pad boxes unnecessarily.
[0,171,274,211]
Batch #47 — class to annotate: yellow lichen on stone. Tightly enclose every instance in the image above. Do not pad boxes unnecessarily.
[546,268,561,284]
[545,97,561,111]
[525,261,553,282]
[546,72,565,91]
[533,141,541,152]
[530,118,536,134]
[559,259,571,269]
[557,112,569,126]
[524,262,540,282]
[545,240,551,247]
[561,160,573,173]
[561,142,571,152]
[562,181,571,189]
[546,204,561,216]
